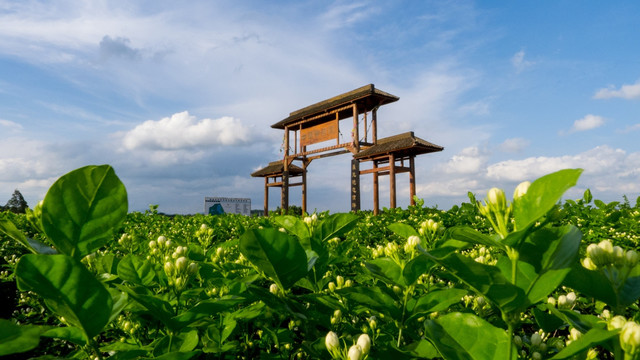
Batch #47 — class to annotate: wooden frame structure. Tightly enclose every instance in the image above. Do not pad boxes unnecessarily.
[252,84,443,215]
[354,132,443,215]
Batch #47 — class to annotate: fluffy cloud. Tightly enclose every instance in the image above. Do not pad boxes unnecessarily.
[568,114,605,133]
[122,111,251,151]
[594,81,640,100]
[0,119,22,133]
[442,146,488,174]
[499,138,530,153]
[511,50,534,73]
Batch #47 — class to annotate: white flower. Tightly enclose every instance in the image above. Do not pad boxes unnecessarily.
[348,344,362,360]
[513,181,531,200]
[356,334,371,355]
[325,331,340,355]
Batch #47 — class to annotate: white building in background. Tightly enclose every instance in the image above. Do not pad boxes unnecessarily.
[204,197,251,216]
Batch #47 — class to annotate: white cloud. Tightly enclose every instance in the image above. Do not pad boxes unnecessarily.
[594,81,640,100]
[568,114,605,133]
[511,50,534,73]
[499,137,530,153]
[122,111,251,150]
[0,119,22,133]
[442,146,488,174]
[486,145,626,182]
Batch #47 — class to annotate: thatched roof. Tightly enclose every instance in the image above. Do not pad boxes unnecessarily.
[251,160,304,177]
[354,132,444,160]
[271,84,399,129]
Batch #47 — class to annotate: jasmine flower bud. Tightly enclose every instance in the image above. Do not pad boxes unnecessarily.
[356,334,371,355]
[513,181,531,200]
[348,344,362,360]
[325,331,339,354]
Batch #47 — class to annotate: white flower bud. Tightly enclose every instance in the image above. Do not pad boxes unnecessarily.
[566,292,577,306]
[325,331,339,354]
[613,246,626,267]
[336,275,345,288]
[157,235,167,246]
[348,344,362,360]
[582,257,597,270]
[311,213,318,222]
[187,262,198,275]
[531,332,542,347]
[328,282,336,292]
[176,257,188,272]
[148,240,157,249]
[620,321,640,355]
[487,187,507,210]
[513,181,531,200]
[557,295,568,308]
[356,334,371,355]
[269,283,279,295]
[164,262,175,276]
[608,315,627,330]
[626,250,638,268]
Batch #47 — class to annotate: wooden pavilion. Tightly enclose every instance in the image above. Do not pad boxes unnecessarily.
[251,84,443,215]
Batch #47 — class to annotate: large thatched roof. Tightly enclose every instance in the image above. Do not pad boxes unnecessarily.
[354,132,444,160]
[251,160,304,177]
[271,84,399,130]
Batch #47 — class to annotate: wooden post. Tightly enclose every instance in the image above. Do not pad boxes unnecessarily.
[351,159,360,212]
[352,104,359,153]
[302,159,308,214]
[409,156,416,206]
[389,153,396,208]
[282,128,290,213]
[373,160,379,215]
[264,177,269,216]
[372,108,377,144]
[363,111,367,143]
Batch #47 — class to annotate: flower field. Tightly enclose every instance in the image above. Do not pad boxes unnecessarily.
[1,165,640,359]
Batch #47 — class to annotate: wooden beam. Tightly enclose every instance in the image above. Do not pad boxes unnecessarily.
[302,159,308,214]
[306,149,351,161]
[372,108,377,144]
[352,104,359,153]
[359,166,411,175]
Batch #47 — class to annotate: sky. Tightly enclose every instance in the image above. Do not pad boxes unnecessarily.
[1,0,639,214]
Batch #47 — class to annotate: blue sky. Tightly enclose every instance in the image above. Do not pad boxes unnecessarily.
[1,0,639,214]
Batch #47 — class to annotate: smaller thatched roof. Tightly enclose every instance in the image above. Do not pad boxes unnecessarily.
[251,160,304,177]
[354,132,444,160]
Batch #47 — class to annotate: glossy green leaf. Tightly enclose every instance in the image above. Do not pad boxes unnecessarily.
[272,215,310,242]
[424,312,517,360]
[501,225,581,308]
[422,250,527,313]
[513,168,582,230]
[42,326,87,345]
[0,319,46,356]
[407,288,468,322]
[239,228,308,290]
[172,297,247,330]
[388,223,419,239]
[533,306,565,333]
[402,254,435,286]
[338,286,400,318]
[563,263,618,308]
[365,257,405,286]
[315,213,359,242]
[0,216,34,253]
[15,254,112,340]
[550,328,618,359]
[117,254,155,286]
[446,226,505,251]
[41,164,128,259]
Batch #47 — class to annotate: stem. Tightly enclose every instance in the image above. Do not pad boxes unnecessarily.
[507,322,514,360]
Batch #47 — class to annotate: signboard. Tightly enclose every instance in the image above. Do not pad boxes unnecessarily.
[300,120,338,147]
[204,197,251,216]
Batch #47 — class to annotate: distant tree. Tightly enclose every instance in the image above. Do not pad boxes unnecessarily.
[5,189,28,214]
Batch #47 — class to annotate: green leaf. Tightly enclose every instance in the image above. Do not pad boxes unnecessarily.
[388,222,419,239]
[421,250,527,313]
[533,306,565,333]
[239,228,308,290]
[41,164,128,259]
[446,226,505,251]
[513,168,582,230]
[272,216,311,242]
[550,328,618,359]
[0,319,46,356]
[42,326,87,345]
[406,288,468,322]
[315,213,359,242]
[563,263,618,308]
[172,297,247,330]
[582,189,592,204]
[338,286,400,318]
[502,225,581,308]
[365,258,405,287]
[15,254,113,340]
[0,216,34,253]
[402,254,436,286]
[117,254,155,286]
[424,312,517,360]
